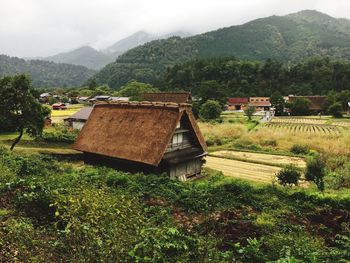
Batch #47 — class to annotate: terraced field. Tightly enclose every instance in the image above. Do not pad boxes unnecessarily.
[271,117,327,125]
[266,122,341,135]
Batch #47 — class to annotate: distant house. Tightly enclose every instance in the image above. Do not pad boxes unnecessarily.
[89,95,111,103]
[109,97,130,102]
[227,98,249,110]
[249,97,271,111]
[52,103,67,110]
[39,92,52,103]
[142,92,192,103]
[73,101,207,181]
[64,107,93,130]
[288,96,326,112]
[77,96,90,103]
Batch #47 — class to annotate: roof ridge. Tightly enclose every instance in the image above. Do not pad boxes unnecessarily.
[96,100,192,109]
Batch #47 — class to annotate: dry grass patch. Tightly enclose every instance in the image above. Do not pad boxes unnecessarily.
[210,150,306,168]
[205,156,280,183]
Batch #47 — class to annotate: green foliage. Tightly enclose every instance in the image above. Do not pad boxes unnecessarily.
[0,74,48,149]
[270,91,286,116]
[199,100,222,121]
[244,106,256,121]
[290,144,310,155]
[328,102,343,118]
[117,81,159,101]
[0,55,95,87]
[94,11,350,91]
[39,124,79,143]
[305,155,326,191]
[0,148,349,262]
[276,165,302,186]
[289,98,311,116]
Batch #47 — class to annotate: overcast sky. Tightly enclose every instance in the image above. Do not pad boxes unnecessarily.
[1,0,350,57]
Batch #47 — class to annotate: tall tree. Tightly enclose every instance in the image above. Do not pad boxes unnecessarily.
[0,74,50,150]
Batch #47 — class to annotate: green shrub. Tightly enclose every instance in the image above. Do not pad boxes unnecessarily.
[328,102,343,118]
[276,165,301,186]
[107,173,130,187]
[290,144,310,155]
[199,100,222,121]
[305,155,326,191]
[39,124,78,143]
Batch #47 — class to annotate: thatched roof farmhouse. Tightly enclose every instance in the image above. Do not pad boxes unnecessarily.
[73,101,207,181]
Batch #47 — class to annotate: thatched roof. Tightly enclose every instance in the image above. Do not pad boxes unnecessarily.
[73,101,207,166]
[288,96,326,110]
[142,92,192,103]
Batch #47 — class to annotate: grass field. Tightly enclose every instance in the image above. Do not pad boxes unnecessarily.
[205,156,281,183]
[210,150,306,168]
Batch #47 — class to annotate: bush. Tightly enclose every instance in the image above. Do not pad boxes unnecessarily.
[39,125,79,143]
[305,155,326,191]
[276,165,302,186]
[290,144,310,155]
[199,100,222,121]
[328,103,343,118]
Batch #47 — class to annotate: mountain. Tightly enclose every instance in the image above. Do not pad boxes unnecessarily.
[35,31,192,70]
[103,30,192,56]
[93,10,350,89]
[0,54,95,87]
[38,46,114,70]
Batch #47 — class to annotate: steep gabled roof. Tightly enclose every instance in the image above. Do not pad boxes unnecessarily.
[73,101,207,166]
[142,92,192,103]
[64,107,93,121]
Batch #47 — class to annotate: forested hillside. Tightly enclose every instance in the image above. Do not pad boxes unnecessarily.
[158,57,350,97]
[39,46,114,70]
[94,10,350,89]
[0,55,95,87]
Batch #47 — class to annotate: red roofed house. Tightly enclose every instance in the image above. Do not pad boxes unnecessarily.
[249,97,271,111]
[227,98,249,111]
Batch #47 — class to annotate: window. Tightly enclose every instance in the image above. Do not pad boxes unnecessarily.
[172,133,183,145]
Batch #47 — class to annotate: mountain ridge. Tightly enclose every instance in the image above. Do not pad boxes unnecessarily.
[0,54,95,87]
[93,10,350,89]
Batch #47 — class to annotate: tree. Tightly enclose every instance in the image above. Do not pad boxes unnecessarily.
[0,75,49,150]
[289,98,311,116]
[328,102,343,118]
[305,155,326,191]
[118,81,159,101]
[276,165,301,186]
[270,91,285,116]
[199,100,222,120]
[197,80,227,106]
[244,106,256,121]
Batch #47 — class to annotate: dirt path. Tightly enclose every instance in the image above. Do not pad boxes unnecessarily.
[205,156,281,183]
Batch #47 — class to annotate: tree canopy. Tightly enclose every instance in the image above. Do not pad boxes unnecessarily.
[0,74,50,149]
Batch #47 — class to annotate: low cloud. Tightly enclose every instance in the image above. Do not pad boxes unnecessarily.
[0,0,349,57]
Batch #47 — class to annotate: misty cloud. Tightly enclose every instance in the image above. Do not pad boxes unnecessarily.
[1,0,350,57]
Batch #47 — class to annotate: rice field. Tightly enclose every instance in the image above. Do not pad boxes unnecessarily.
[266,123,341,135]
[210,150,306,168]
[271,117,327,125]
[205,156,281,183]
[51,104,84,123]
